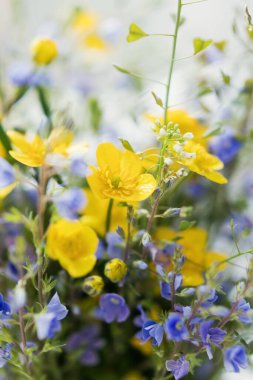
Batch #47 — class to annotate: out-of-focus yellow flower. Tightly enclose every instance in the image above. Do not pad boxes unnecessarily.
[71,10,98,32]
[138,147,159,172]
[46,219,98,278]
[130,337,153,355]
[0,142,6,157]
[155,227,227,286]
[81,189,127,236]
[31,38,58,65]
[87,143,157,202]
[181,141,227,184]
[84,34,107,50]
[0,183,16,200]
[7,128,73,167]
[147,109,207,146]
[122,371,145,380]
[82,275,104,297]
[104,258,128,283]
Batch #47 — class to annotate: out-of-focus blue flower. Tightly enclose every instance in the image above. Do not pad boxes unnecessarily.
[174,305,192,319]
[0,344,11,368]
[133,260,148,270]
[97,293,130,323]
[223,213,252,239]
[185,179,206,199]
[66,325,105,366]
[0,294,11,318]
[35,293,68,340]
[106,232,124,259]
[198,285,218,307]
[95,239,106,259]
[199,320,226,359]
[224,345,247,372]
[0,158,15,189]
[209,130,242,164]
[165,314,188,342]
[204,45,224,63]
[142,320,164,346]
[150,242,180,267]
[166,356,190,380]
[70,156,89,177]
[160,273,182,301]
[234,299,252,325]
[54,187,86,219]
[134,305,148,340]
[8,63,49,87]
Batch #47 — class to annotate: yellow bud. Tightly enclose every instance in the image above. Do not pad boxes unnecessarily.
[31,38,58,65]
[82,275,104,297]
[104,258,128,283]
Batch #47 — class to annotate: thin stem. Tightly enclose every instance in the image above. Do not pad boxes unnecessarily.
[105,199,114,234]
[37,166,46,307]
[182,0,207,6]
[124,206,133,262]
[18,306,32,375]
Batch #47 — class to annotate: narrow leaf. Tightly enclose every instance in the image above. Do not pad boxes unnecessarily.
[193,37,212,54]
[127,23,149,42]
[151,91,164,108]
[119,138,134,152]
[221,70,231,86]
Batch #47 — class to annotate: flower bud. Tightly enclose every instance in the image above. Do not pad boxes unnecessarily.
[82,275,104,297]
[104,258,128,283]
[31,38,58,65]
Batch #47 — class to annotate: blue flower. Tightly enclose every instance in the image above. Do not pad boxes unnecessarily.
[35,293,68,340]
[54,187,86,220]
[209,130,241,164]
[66,325,105,367]
[165,314,188,342]
[0,344,12,368]
[0,158,15,189]
[97,293,130,323]
[160,273,182,301]
[166,356,190,380]
[133,305,148,340]
[70,156,89,177]
[198,285,218,307]
[8,63,49,87]
[234,299,252,325]
[224,345,247,372]
[199,320,226,359]
[142,320,164,346]
[106,232,124,259]
[0,294,11,318]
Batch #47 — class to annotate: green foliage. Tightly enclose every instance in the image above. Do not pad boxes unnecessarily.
[119,138,135,152]
[88,97,103,133]
[221,70,231,85]
[151,91,164,108]
[193,37,213,54]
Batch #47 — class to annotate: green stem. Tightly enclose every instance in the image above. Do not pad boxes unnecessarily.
[156,0,183,183]
[105,199,114,234]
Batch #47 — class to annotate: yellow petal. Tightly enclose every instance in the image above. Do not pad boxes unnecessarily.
[87,167,107,199]
[9,151,44,167]
[205,251,227,271]
[59,254,97,278]
[181,268,204,286]
[125,173,156,202]
[0,182,16,199]
[96,143,121,174]
[47,128,73,156]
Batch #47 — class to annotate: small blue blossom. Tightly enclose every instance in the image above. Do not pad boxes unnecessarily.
[198,285,218,307]
[0,344,12,368]
[166,356,190,380]
[0,158,15,189]
[224,345,247,372]
[209,130,242,164]
[54,187,86,219]
[106,232,124,259]
[70,156,89,177]
[35,293,68,340]
[160,273,182,301]
[97,293,130,323]
[8,63,49,87]
[165,314,188,342]
[199,320,226,359]
[134,305,148,340]
[133,260,148,270]
[234,299,252,325]
[0,294,11,318]
[142,320,164,346]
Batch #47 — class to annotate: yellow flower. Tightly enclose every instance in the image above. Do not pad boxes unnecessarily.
[7,128,73,167]
[0,142,6,157]
[81,189,128,236]
[155,227,227,286]
[82,275,104,297]
[122,371,145,380]
[84,34,108,50]
[181,141,227,184]
[87,143,157,202]
[71,10,98,32]
[0,183,16,200]
[147,109,207,146]
[138,147,159,171]
[104,258,128,283]
[130,337,153,355]
[46,219,98,278]
[31,38,58,65]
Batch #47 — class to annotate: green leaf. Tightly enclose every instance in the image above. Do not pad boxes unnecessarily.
[221,70,231,85]
[127,23,149,42]
[204,126,222,138]
[113,65,132,75]
[193,37,213,54]
[151,91,164,108]
[179,220,196,231]
[0,122,12,152]
[88,97,102,133]
[119,138,134,152]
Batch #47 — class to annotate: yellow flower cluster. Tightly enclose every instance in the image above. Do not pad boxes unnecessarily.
[46,219,98,278]
[104,258,128,283]
[31,38,58,65]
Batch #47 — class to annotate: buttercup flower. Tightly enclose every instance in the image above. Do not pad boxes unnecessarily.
[224,345,247,372]
[81,189,127,235]
[31,37,58,65]
[87,143,156,202]
[82,275,104,297]
[7,128,73,167]
[155,227,227,286]
[104,258,128,283]
[46,219,98,278]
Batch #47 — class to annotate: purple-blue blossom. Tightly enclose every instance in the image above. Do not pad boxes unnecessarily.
[209,130,242,164]
[160,273,182,301]
[199,320,226,359]
[97,293,130,323]
[142,320,164,346]
[166,356,190,380]
[0,294,11,318]
[0,344,11,368]
[54,187,86,219]
[224,345,247,372]
[106,232,124,259]
[0,158,15,189]
[234,299,252,325]
[165,313,188,342]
